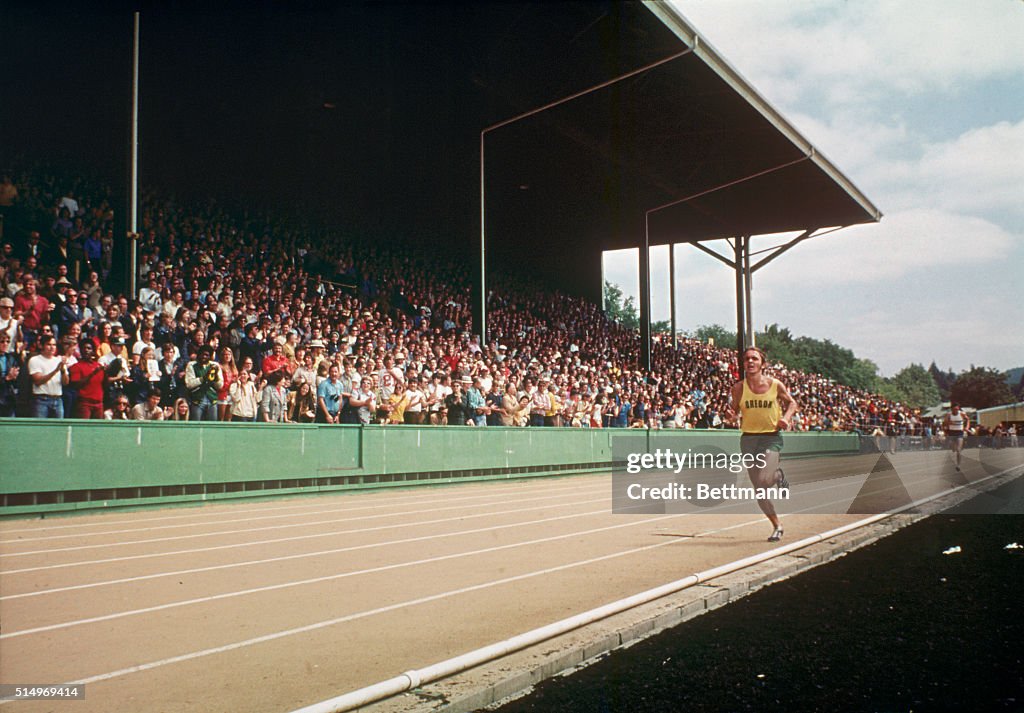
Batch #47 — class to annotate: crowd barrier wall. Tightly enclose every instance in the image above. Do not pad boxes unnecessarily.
[0,420,858,517]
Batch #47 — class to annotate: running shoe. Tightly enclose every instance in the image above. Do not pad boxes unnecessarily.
[775,467,790,490]
[768,526,784,542]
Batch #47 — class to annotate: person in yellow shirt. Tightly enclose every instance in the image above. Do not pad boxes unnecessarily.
[546,385,562,427]
[726,347,799,542]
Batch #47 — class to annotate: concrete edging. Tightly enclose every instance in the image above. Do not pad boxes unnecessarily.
[363,467,1021,713]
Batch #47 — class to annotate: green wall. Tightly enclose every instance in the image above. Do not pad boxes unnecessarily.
[0,420,857,516]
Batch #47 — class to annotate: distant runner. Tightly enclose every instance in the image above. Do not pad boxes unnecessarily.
[943,402,969,471]
[726,347,799,542]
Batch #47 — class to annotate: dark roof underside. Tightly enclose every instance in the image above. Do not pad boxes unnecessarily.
[477,2,879,273]
[5,0,879,299]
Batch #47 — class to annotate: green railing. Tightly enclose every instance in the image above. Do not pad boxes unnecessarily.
[0,420,858,516]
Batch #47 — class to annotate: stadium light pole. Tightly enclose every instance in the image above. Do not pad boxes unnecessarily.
[128,11,140,299]
[478,48,692,347]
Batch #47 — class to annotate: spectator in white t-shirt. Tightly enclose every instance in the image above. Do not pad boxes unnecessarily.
[28,335,69,418]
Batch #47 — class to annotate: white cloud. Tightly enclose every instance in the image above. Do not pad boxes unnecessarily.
[758,209,1015,287]
[909,119,1024,217]
[788,294,1024,376]
[674,0,1024,109]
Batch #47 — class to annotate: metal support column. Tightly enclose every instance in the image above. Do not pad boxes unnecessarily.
[743,235,753,346]
[734,237,745,356]
[669,242,677,350]
[640,217,651,370]
[128,11,140,299]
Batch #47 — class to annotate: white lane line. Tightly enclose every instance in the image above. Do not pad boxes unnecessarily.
[0,494,613,576]
[0,484,608,557]
[2,458,948,573]
[0,472,874,628]
[0,463,885,580]
[0,512,683,640]
[63,516,766,688]
[0,501,615,599]
[0,475,600,535]
[0,479,605,542]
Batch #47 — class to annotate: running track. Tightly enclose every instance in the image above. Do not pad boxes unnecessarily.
[1,448,1019,712]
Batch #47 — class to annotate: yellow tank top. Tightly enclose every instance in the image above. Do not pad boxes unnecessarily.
[740,378,781,434]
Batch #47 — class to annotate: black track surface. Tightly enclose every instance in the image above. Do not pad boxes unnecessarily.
[490,478,1024,713]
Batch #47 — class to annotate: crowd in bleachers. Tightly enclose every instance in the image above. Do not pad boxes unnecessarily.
[0,165,930,433]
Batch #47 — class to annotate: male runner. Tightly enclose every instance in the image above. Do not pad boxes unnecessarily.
[726,347,799,542]
[943,402,969,471]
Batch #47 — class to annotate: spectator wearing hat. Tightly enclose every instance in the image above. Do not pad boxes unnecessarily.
[0,332,20,417]
[307,338,328,372]
[530,377,551,427]
[184,345,223,421]
[465,377,489,427]
[0,296,22,354]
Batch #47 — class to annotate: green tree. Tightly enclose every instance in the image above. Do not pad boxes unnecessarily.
[602,280,639,329]
[950,366,1014,409]
[950,366,1015,405]
[757,323,796,367]
[754,324,879,391]
[690,324,736,348]
[879,363,941,409]
[651,320,672,334]
[845,358,882,393]
[928,362,957,400]
[1007,366,1024,399]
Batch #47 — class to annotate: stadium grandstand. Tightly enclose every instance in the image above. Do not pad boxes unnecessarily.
[2,159,920,435]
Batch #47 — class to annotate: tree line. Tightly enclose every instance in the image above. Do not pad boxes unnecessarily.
[602,281,1020,411]
[692,323,1019,410]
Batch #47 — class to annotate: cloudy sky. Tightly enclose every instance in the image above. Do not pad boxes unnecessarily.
[605,0,1023,376]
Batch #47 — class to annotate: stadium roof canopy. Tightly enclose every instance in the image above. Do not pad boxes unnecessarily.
[471,1,881,294]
